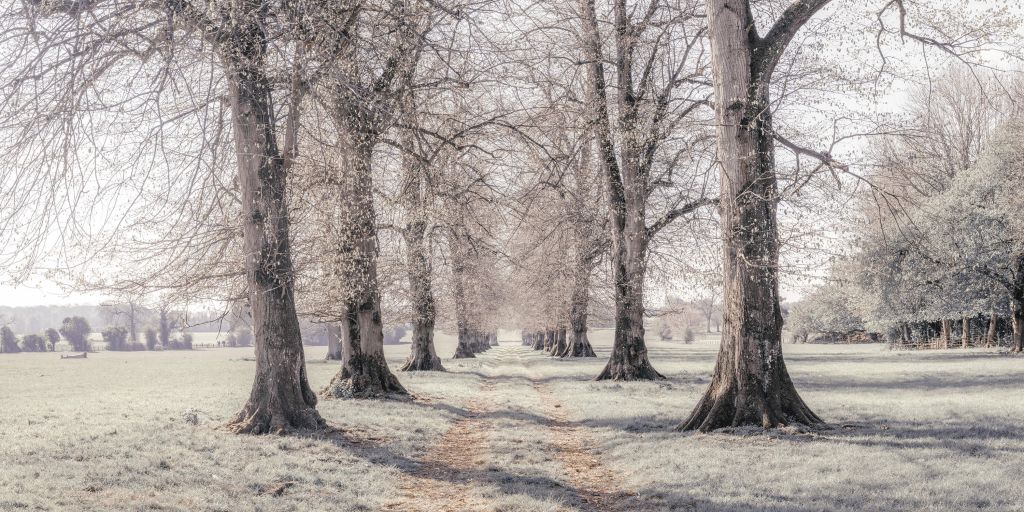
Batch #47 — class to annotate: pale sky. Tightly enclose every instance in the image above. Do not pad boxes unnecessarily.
[0,283,110,307]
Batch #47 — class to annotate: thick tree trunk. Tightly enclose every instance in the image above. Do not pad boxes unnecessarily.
[563,258,597,358]
[940,318,951,349]
[543,329,555,353]
[987,311,997,347]
[1012,299,1023,353]
[680,0,822,431]
[322,142,406,398]
[551,324,569,357]
[961,317,970,348]
[398,167,444,371]
[326,323,343,361]
[489,333,499,347]
[531,330,545,351]
[223,13,323,433]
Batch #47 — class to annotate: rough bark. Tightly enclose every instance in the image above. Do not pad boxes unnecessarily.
[398,147,444,372]
[987,311,997,347]
[961,317,970,349]
[680,0,827,431]
[940,318,951,349]
[1013,299,1023,353]
[581,0,664,381]
[322,142,407,398]
[563,254,597,358]
[551,325,569,357]
[224,7,323,433]
[531,330,545,351]
[326,323,343,361]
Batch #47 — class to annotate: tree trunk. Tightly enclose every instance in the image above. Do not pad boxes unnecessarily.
[961,317,970,349]
[680,0,822,431]
[531,330,545,351]
[987,311,997,347]
[326,322,343,361]
[223,11,323,433]
[489,333,499,346]
[940,318,951,349]
[563,257,597,358]
[551,324,569,357]
[1012,299,1023,353]
[398,158,444,371]
[322,142,406,398]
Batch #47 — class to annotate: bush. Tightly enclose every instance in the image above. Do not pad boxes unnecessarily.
[182,333,193,350]
[231,328,252,348]
[60,317,92,352]
[657,321,672,341]
[44,328,60,351]
[683,326,695,344]
[20,334,47,352]
[102,327,129,351]
[1,326,20,353]
[144,329,158,350]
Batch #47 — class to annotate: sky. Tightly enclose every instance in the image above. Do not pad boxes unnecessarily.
[0,282,110,307]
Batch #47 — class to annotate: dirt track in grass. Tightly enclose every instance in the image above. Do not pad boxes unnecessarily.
[384,345,631,512]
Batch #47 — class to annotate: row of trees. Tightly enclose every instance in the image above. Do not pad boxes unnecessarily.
[0,0,1018,433]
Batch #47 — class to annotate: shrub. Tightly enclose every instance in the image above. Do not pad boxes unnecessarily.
[144,329,158,351]
[60,317,92,352]
[1,326,20,353]
[102,327,129,351]
[233,328,252,347]
[20,334,47,352]
[182,333,193,350]
[683,326,695,344]
[657,321,672,341]
[44,328,60,351]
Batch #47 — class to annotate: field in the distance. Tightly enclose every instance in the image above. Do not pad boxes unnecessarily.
[1,330,1023,511]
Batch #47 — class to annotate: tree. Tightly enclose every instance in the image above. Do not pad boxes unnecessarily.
[59,317,91,353]
[681,0,1016,431]
[44,328,60,351]
[145,329,159,351]
[1,326,20,353]
[579,0,716,380]
[102,327,129,351]
[20,333,47,352]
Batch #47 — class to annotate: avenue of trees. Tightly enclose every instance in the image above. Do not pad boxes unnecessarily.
[0,0,1020,434]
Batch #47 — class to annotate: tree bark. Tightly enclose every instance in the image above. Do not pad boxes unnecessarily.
[531,330,545,351]
[563,254,597,358]
[322,142,407,398]
[961,317,970,349]
[551,324,569,357]
[224,6,323,433]
[1012,299,1023,353]
[680,0,825,431]
[940,318,951,349]
[398,146,444,371]
[326,322,343,361]
[987,311,997,347]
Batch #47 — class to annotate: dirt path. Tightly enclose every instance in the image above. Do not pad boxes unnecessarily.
[382,380,495,512]
[384,345,632,512]
[532,372,634,511]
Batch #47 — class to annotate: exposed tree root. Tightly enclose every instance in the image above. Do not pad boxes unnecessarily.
[677,371,823,432]
[595,356,665,381]
[225,403,325,435]
[399,352,446,371]
[322,353,408,399]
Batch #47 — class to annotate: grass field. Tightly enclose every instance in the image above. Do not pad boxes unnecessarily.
[1,330,1022,511]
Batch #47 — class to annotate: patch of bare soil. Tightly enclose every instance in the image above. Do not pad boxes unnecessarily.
[533,379,635,512]
[383,382,495,512]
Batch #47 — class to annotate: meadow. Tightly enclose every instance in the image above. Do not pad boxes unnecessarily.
[1,331,1022,511]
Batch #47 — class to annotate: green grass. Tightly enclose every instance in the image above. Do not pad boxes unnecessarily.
[1,330,1022,511]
